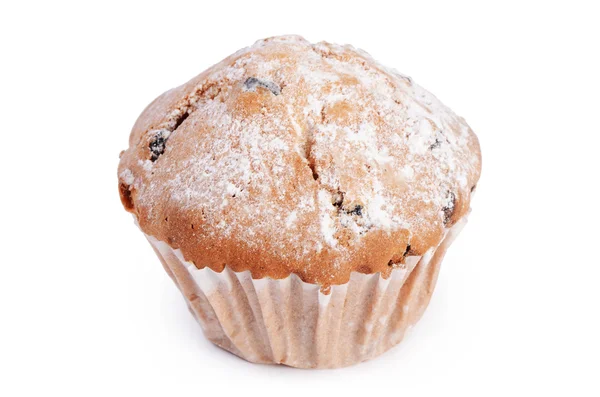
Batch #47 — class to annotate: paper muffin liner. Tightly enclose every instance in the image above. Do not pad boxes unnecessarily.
[144,216,467,368]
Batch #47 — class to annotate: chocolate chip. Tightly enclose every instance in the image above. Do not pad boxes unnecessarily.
[243,77,281,96]
[442,192,456,225]
[149,132,167,162]
[471,184,477,192]
[403,244,411,257]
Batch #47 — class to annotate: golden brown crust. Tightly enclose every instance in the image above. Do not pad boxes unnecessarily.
[118,35,481,288]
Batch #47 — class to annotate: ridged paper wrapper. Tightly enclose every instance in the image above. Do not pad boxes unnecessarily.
[145,217,467,368]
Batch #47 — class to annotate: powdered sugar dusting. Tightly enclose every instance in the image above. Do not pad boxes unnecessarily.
[119,35,481,272]
[318,190,338,248]
[119,168,134,185]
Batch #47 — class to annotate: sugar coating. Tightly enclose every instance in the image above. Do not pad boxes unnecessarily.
[118,35,481,287]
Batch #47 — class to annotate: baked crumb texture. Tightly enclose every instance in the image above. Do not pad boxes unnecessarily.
[118,35,481,288]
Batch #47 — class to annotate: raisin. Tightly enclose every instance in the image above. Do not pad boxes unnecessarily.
[429,138,442,150]
[347,205,362,216]
[149,132,166,162]
[332,190,363,217]
[332,191,344,208]
[442,192,456,225]
[243,77,281,96]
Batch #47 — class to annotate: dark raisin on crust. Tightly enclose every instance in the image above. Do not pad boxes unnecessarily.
[332,191,344,208]
[442,191,456,225]
[429,138,442,150]
[149,132,167,162]
[148,111,190,162]
[243,77,281,96]
[347,205,362,216]
[332,191,363,217]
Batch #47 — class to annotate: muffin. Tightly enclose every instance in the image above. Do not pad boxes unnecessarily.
[118,35,481,368]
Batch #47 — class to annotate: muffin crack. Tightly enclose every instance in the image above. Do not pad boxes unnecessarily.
[300,124,319,181]
[147,80,225,162]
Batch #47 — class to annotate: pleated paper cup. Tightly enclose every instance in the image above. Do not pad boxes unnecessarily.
[145,216,467,368]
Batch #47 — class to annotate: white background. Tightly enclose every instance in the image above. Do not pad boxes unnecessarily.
[1,1,599,395]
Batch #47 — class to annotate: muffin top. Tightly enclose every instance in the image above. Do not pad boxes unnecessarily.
[118,35,481,289]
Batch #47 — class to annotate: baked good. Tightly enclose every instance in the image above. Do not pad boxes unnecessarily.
[118,35,481,368]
